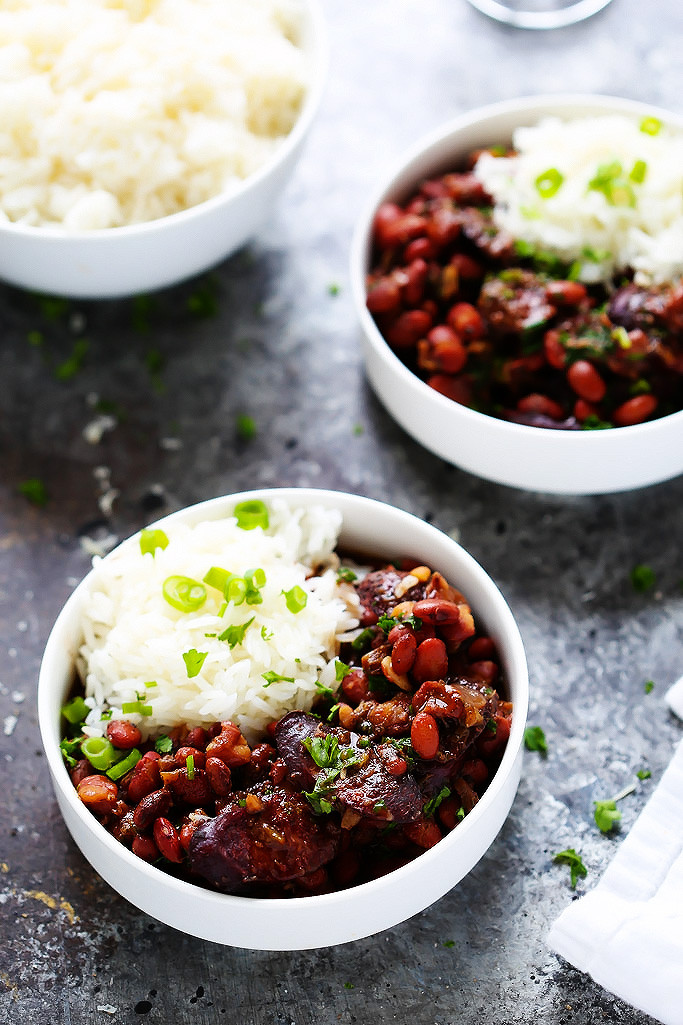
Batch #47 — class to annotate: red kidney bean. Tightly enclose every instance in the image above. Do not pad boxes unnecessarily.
[477,714,511,757]
[162,767,214,806]
[133,788,173,832]
[153,817,183,863]
[426,205,462,247]
[440,606,476,646]
[341,667,370,704]
[426,373,472,406]
[567,360,607,402]
[469,660,499,685]
[516,393,565,420]
[126,751,161,803]
[410,711,440,759]
[77,775,119,815]
[404,818,442,848]
[386,308,433,349]
[613,393,658,426]
[390,629,417,675]
[366,276,401,315]
[574,398,598,422]
[412,680,463,720]
[543,329,567,369]
[404,237,435,262]
[418,326,467,375]
[545,280,587,305]
[401,258,428,306]
[178,810,210,852]
[380,212,428,249]
[446,302,484,339]
[205,757,232,797]
[174,746,206,770]
[412,637,448,683]
[462,758,489,784]
[412,597,461,625]
[437,796,462,831]
[106,719,142,750]
[249,743,276,774]
[449,252,483,280]
[467,636,496,662]
[132,834,159,862]
[183,726,209,751]
[70,758,94,787]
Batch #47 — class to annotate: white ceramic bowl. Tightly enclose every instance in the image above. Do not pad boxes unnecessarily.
[38,488,528,950]
[350,94,683,495]
[0,2,326,300]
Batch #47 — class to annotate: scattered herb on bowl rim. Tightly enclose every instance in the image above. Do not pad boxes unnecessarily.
[553,848,587,889]
[524,725,547,754]
[636,769,652,781]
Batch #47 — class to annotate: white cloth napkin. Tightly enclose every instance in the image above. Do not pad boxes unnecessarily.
[548,687,683,1025]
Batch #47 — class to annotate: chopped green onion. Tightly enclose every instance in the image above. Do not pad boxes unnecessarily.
[534,167,564,198]
[162,575,207,613]
[155,735,173,754]
[186,754,195,780]
[612,325,631,349]
[639,116,662,136]
[203,566,230,592]
[244,567,266,605]
[282,585,307,614]
[225,575,248,606]
[61,695,90,725]
[234,499,269,531]
[629,159,647,184]
[336,567,357,583]
[183,649,208,678]
[81,736,118,771]
[139,528,169,556]
[145,680,157,689]
[121,700,153,716]
[106,748,141,780]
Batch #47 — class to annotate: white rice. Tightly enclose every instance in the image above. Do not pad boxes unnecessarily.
[78,500,360,743]
[0,0,308,229]
[474,114,683,286]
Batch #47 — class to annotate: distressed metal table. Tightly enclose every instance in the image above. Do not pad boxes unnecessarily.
[2,1,682,1022]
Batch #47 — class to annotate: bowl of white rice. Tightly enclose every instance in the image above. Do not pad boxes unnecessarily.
[38,488,528,949]
[0,0,326,298]
[351,94,683,495]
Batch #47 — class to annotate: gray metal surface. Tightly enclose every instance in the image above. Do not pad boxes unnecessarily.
[1,1,682,1022]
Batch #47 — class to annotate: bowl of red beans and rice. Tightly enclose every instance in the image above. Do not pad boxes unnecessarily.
[350,94,683,495]
[38,488,528,949]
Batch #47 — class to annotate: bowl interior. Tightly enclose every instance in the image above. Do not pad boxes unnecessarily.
[351,94,683,495]
[39,488,528,949]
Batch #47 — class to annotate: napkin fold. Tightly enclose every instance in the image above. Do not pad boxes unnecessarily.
[548,704,683,1025]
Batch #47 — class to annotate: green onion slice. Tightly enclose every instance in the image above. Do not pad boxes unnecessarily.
[234,500,269,531]
[121,700,153,716]
[534,167,564,198]
[186,753,195,780]
[61,695,90,725]
[139,528,169,557]
[629,159,647,184]
[639,116,662,136]
[203,566,230,593]
[80,735,118,771]
[282,585,308,614]
[183,649,208,678]
[162,575,207,613]
[106,748,141,780]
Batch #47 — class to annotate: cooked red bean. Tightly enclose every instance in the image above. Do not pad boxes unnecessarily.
[205,757,232,797]
[573,398,598,422]
[446,302,484,339]
[467,636,496,662]
[426,373,472,406]
[390,629,418,675]
[184,726,209,751]
[153,817,183,863]
[543,330,567,370]
[126,750,162,803]
[133,788,173,832]
[410,711,440,759]
[77,775,119,815]
[516,394,565,421]
[412,637,448,683]
[404,237,435,262]
[386,309,433,349]
[106,719,142,750]
[132,834,159,862]
[566,360,607,402]
[613,393,658,426]
[401,258,429,306]
[366,277,401,315]
[412,597,461,625]
[545,280,587,305]
[418,326,467,375]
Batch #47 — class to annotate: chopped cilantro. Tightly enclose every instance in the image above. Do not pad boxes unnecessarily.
[553,848,587,889]
[442,940,455,949]
[236,414,257,441]
[424,786,450,818]
[59,735,83,769]
[351,627,375,652]
[55,338,89,381]
[218,617,254,649]
[155,735,173,754]
[593,799,621,833]
[335,660,351,683]
[262,671,295,687]
[336,567,358,584]
[316,680,336,699]
[328,283,341,296]
[186,280,218,318]
[261,625,274,642]
[636,769,651,781]
[644,679,655,694]
[304,734,340,768]
[523,725,548,754]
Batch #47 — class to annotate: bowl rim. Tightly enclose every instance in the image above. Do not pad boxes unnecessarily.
[349,92,683,450]
[0,0,328,242]
[38,487,528,943]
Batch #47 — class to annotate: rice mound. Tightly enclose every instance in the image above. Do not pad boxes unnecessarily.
[474,114,683,286]
[79,500,360,743]
[0,0,308,229]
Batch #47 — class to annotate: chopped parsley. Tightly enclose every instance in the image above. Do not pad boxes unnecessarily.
[442,940,455,949]
[377,611,422,634]
[424,786,450,818]
[644,679,655,694]
[593,799,621,834]
[182,648,208,678]
[553,848,587,889]
[351,627,375,652]
[636,769,651,781]
[336,567,358,584]
[523,725,548,754]
[335,660,351,683]
[59,736,83,769]
[262,671,295,687]
[155,735,173,754]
